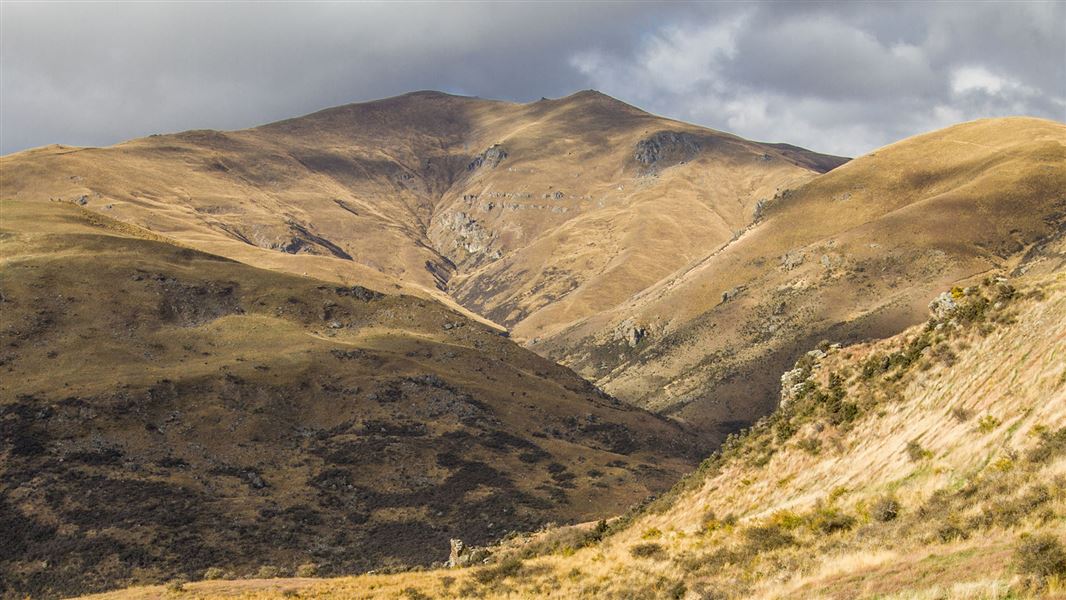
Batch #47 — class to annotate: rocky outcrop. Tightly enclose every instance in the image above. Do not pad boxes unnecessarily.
[613,318,648,348]
[634,131,701,173]
[780,251,805,270]
[447,538,490,568]
[928,291,958,319]
[439,211,495,256]
[468,144,508,171]
[218,222,353,260]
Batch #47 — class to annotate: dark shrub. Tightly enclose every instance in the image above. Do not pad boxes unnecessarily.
[741,525,794,553]
[630,543,666,559]
[473,556,523,584]
[871,496,900,522]
[1015,534,1066,578]
[906,440,931,462]
[808,507,856,534]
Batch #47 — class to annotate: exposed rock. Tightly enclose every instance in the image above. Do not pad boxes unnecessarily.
[779,367,808,407]
[75,195,89,206]
[334,285,383,302]
[721,286,745,303]
[752,198,768,222]
[440,211,495,257]
[780,251,805,270]
[634,131,701,172]
[613,318,648,348]
[446,538,488,567]
[467,144,508,171]
[929,292,957,319]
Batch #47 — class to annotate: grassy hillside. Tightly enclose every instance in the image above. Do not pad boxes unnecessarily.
[540,116,1066,440]
[0,199,702,599]
[87,272,1066,599]
[0,90,844,349]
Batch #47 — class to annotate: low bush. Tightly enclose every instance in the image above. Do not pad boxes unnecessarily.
[1028,427,1066,463]
[295,562,318,577]
[797,437,822,455]
[906,440,932,462]
[977,415,1001,433]
[473,556,523,584]
[203,567,229,580]
[741,525,794,553]
[630,543,667,559]
[871,496,901,522]
[256,565,283,579]
[401,587,433,600]
[808,507,856,534]
[1015,534,1066,578]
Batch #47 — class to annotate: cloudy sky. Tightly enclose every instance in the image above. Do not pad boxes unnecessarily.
[2,1,1063,156]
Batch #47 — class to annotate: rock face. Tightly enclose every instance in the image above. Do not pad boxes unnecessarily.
[613,318,648,348]
[439,211,496,259]
[929,292,958,319]
[780,251,805,270]
[446,538,489,567]
[447,539,466,568]
[634,131,702,172]
[468,144,508,171]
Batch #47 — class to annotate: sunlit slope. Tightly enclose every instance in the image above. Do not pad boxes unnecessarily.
[539,116,1066,437]
[0,90,844,340]
[79,273,1066,600]
[0,199,701,599]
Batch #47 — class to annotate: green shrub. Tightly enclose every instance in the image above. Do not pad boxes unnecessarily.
[165,579,187,593]
[797,437,822,455]
[808,507,856,534]
[256,565,283,579]
[977,415,1001,433]
[935,518,969,543]
[295,563,318,577]
[630,543,666,559]
[1015,534,1066,578]
[871,496,901,522]
[203,567,228,580]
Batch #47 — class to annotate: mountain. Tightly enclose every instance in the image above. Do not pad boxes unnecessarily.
[3,91,1064,599]
[0,198,701,598]
[85,271,1066,599]
[0,89,845,345]
[536,116,1066,440]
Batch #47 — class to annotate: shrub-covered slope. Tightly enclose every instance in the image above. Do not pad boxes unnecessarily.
[94,272,1066,599]
[0,199,701,599]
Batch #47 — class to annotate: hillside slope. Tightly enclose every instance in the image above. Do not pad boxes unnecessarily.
[94,272,1066,599]
[537,116,1066,439]
[0,90,845,343]
[0,199,702,599]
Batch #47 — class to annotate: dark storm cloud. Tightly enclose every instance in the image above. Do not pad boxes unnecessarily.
[2,1,1063,156]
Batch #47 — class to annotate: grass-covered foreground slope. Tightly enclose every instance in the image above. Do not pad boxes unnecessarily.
[0,199,701,599]
[90,272,1066,599]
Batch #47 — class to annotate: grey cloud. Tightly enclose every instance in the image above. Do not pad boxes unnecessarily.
[2,1,1063,157]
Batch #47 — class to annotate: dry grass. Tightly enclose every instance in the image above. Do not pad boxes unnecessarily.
[74,273,1066,599]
